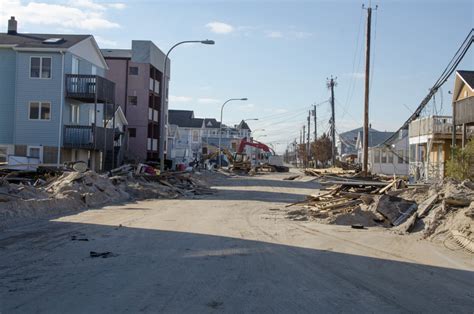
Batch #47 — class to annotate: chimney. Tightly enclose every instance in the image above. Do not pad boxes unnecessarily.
[8,16,17,35]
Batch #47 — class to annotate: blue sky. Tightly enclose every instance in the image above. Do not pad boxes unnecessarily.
[1,0,473,152]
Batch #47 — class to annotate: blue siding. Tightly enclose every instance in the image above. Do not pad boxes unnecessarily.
[0,48,16,144]
[14,52,64,147]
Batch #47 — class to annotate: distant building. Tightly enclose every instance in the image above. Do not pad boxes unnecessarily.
[0,17,124,171]
[102,41,170,162]
[336,127,362,162]
[355,129,394,163]
[168,110,204,164]
[368,129,409,176]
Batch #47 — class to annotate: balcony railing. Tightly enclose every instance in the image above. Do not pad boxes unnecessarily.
[63,125,114,150]
[408,115,462,138]
[65,74,115,103]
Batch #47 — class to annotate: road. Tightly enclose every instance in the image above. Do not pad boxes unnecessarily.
[1,171,473,313]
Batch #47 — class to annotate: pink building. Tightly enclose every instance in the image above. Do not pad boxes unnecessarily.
[102,41,170,162]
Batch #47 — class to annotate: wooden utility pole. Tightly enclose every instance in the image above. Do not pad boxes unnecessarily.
[313,104,317,141]
[302,125,306,167]
[307,111,311,162]
[362,4,375,176]
[328,77,337,167]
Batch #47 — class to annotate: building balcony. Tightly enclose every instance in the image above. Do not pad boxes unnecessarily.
[408,115,462,139]
[63,125,114,150]
[65,74,115,104]
[454,96,474,125]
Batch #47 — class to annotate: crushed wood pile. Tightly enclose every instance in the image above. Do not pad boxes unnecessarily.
[0,164,215,226]
[304,167,357,177]
[286,176,474,253]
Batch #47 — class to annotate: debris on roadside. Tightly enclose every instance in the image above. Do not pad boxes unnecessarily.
[0,163,215,226]
[285,173,474,254]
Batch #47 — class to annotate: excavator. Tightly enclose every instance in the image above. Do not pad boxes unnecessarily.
[235,138,289,173]
[201,138,289,173]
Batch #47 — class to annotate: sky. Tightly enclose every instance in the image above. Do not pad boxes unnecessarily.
[0,0,473,153]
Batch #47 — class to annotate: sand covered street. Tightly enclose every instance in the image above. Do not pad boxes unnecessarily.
[1,172,473,313]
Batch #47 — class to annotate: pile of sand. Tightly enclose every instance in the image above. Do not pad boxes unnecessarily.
[0,170,214,227]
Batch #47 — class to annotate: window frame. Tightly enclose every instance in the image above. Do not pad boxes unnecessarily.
[0,146,8,163]
[129,66,139,75]
[128,95,138,106]
[28,101,51,121]
[71,104,80,124]
[30,56,52,79]
[27,145,43,161]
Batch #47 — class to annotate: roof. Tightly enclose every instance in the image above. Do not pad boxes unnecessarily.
[204,118,221,129]
[0,32,90,49]
[101,49,132,59]
[457,70,474,90]
[238,120,251,131]
[169,110,203,128]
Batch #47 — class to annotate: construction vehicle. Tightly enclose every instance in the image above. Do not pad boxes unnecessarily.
[236,138,289,172]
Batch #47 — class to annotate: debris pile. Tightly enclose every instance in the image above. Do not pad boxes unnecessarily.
[286,175,474,253]
[0,165,215,226]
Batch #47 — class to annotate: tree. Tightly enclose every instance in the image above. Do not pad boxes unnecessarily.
[311,133,332,166]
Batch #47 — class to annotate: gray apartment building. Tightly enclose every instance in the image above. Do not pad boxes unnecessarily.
[102,41,170,162]
[0,17,124,171]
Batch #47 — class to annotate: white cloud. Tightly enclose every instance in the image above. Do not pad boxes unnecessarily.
[95,36,117,47]
[0,0,122,31]
[107,3,126,9]
[198,98,220,104]
[275,108,288,114]
[206,21,235,34]
[266,31,283,38]
[170,95,193,103]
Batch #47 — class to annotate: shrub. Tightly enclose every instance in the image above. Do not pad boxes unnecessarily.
[446,139,474,180]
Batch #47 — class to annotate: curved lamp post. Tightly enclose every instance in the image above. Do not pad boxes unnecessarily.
[218,98,248,167]
[159,39,215,172]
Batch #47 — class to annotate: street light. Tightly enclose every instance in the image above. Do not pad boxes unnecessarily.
[159,39,215,172]
[218,98,248,167]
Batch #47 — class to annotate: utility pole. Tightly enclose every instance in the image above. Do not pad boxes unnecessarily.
[302,125,306,167]
[362,3,376,176]
[313,104,317,141]
[307,110,311,163]
[327,77,337,167]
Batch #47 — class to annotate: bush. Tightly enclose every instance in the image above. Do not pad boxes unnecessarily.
[446,139,474,180]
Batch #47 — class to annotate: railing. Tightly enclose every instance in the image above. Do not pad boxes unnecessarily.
[409,115,461,138]
[409,161,444,182]
[65,74,115,103]
[63,125,114,150]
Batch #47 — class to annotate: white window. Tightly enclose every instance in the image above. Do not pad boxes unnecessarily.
[89,108,96,125]
[397,150,404,164]
[30,57,51,79]
[388,152,394,164]
[381,151,387,164]
[91,65,97,75]
[29,102,51,121]
[71,104,80,124]
[192,130,199,142]
[27,146,43,161]
[72,56,80,74]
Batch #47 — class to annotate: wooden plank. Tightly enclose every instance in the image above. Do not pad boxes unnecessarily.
[416,194,439,217]
[378,180,397,194]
